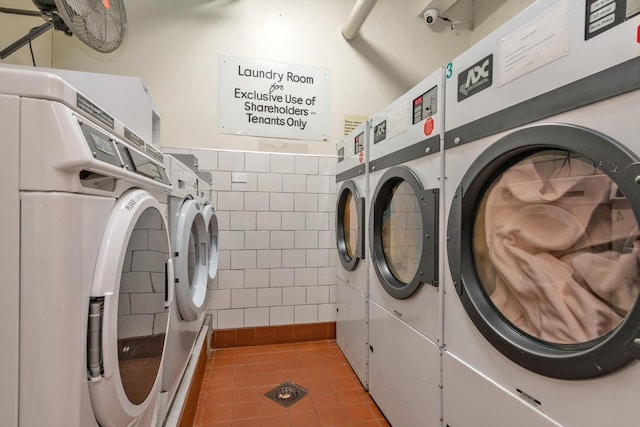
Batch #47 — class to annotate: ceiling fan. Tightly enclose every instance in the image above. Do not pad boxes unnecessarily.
[0,0,127,59]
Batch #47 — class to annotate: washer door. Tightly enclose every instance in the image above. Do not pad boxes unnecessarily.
[174,199,209,322]
[88,189,173,426]
[202,203,219,280]
[448,123,640,379]
[336,180,365,271]
[370,166,439,299]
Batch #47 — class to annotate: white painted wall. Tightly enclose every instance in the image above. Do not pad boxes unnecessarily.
[471,0,535,45]
[0,0,53,67]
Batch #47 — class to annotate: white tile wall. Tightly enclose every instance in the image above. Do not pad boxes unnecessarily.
[198,151,338,329]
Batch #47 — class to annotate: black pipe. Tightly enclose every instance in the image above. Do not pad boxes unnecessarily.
[0,7,42,17]
[0,21,53,59]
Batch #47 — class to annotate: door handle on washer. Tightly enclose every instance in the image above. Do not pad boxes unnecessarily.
[165,258,175,308]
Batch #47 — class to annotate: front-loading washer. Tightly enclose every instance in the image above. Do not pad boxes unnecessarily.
[0,65,173,427]
[197,171,220,288]
[158,154,210,422]
[367,69,443,427]
[443,1,640,426]
[335,121,369,389]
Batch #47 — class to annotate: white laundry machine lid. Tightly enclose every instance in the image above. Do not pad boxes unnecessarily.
[202,203,219,280]
[88,189,173,426]
[174,199,209,321]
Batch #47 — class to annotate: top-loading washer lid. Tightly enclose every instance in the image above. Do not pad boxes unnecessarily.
[448,123,640,379]
[87,189,172,426]
[336,180,365,271]
[174,198,209,321]
[370,166,439,299]
[202,203,219,280]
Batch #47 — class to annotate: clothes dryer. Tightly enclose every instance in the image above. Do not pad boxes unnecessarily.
[367,69,443,427]
[335,121,369,389]
[197,171,220,288]
[0,65,173,427]
[443,1,640,426]
[158,155,210,422]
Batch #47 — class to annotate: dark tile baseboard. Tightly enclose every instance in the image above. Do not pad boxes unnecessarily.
[212,322,337,349]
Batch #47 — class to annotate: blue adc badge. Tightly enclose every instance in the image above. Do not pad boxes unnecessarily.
[457,54,493,102]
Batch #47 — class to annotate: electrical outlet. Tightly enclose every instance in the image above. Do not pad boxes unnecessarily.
[231,172,248,183]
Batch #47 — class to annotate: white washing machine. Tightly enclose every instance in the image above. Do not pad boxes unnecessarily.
[335,121,369,389]
[443,1,640,426]
[158,154,210,422]
[197,171,220,288]
[0,65,173,427]
[367,69,443,427]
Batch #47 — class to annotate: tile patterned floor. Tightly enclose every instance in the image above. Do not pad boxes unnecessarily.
[194,340,390,427]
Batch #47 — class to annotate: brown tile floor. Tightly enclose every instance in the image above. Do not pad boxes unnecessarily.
[193,340,390,427]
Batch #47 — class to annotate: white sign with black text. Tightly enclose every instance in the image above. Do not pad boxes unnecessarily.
[218,55,331,142]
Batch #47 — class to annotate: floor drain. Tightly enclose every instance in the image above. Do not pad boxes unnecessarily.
[264,381,309,407]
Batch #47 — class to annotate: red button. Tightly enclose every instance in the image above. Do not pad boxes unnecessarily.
[423,117,435,136]
[637,24,640,43]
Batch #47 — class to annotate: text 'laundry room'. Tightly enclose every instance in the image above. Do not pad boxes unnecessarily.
[2,0,640,426]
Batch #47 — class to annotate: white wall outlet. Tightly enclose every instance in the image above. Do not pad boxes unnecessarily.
[231,172,248,183]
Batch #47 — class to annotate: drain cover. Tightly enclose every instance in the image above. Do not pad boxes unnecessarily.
[264,381,309,407]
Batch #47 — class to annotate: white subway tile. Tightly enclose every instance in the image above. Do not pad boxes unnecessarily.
[257,212,282,230]
[306,286,330,304]
[270,268,294,287]
[318,231,334,249]
[281,212,306,230]
[217,192,244,211]
[244,192,270,211]
[318,303,337,322]
[216,211,230,231]
[306,249,330,267]
[294,268,318,286]
[118,315,154,339]
[230,211,256,230]
[211,171,232,191]
[231,250,257,269]
[328,213,336,231]
[217,269,244,289]
[138,210,162,229]
[217,250,231,270]
[257,250,282,268]
[245,152,271,172]
[118,294,131,315]
[207,275,218,290]
[294,193,318,212]
[318,267,337,285]
[153,312,170,334]
[307,175,331,194]
[294,305,318,324]
[294,156,319,175]
[218,309,245,329]
[318,157,337,176]
[258,173,283,192]
[282,249,306,268]
[122,252,132,272]
[245,231,270,249]
[121,272,153,293]
[270,154,294,173]
[209,289,231,309]
[283,287,306,305]
[329,180,337,194]
[128,229,148,251]
[191,149,218,170]
[231,172,258,192]
[130,293,165,314]
[317,194,335,213]
[270,193,294,212]
[330,284,337,303]
[294,231,319,249]
[231,288,257,308]
[206,310,218,329]
[131,251,166,273]
[148,230,169,252]
[270,306,294,325]
[218,230,244,250]
[282,174,307,193]
[306,212,329,230]
[218,151,245,171]
[257,288,282,307]
[270,231,295,249]
[245,269,270,288]
[244,307,270,327]
[151,272,165,293]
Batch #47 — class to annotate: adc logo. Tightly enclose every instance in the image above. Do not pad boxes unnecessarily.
[374,120,386,144]
[457,54,493,102]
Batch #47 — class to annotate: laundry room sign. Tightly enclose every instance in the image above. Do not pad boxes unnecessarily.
[218,55,331,142]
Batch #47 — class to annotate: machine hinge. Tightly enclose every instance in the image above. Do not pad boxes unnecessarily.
[87,297,105,380]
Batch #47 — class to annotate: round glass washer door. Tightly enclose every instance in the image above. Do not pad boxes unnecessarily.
[202,204,219,281]
[336,180,365,271]
[88,189,173,426]
[174,199,209,322]
[370,166,439,299]
[448,123,640,379]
